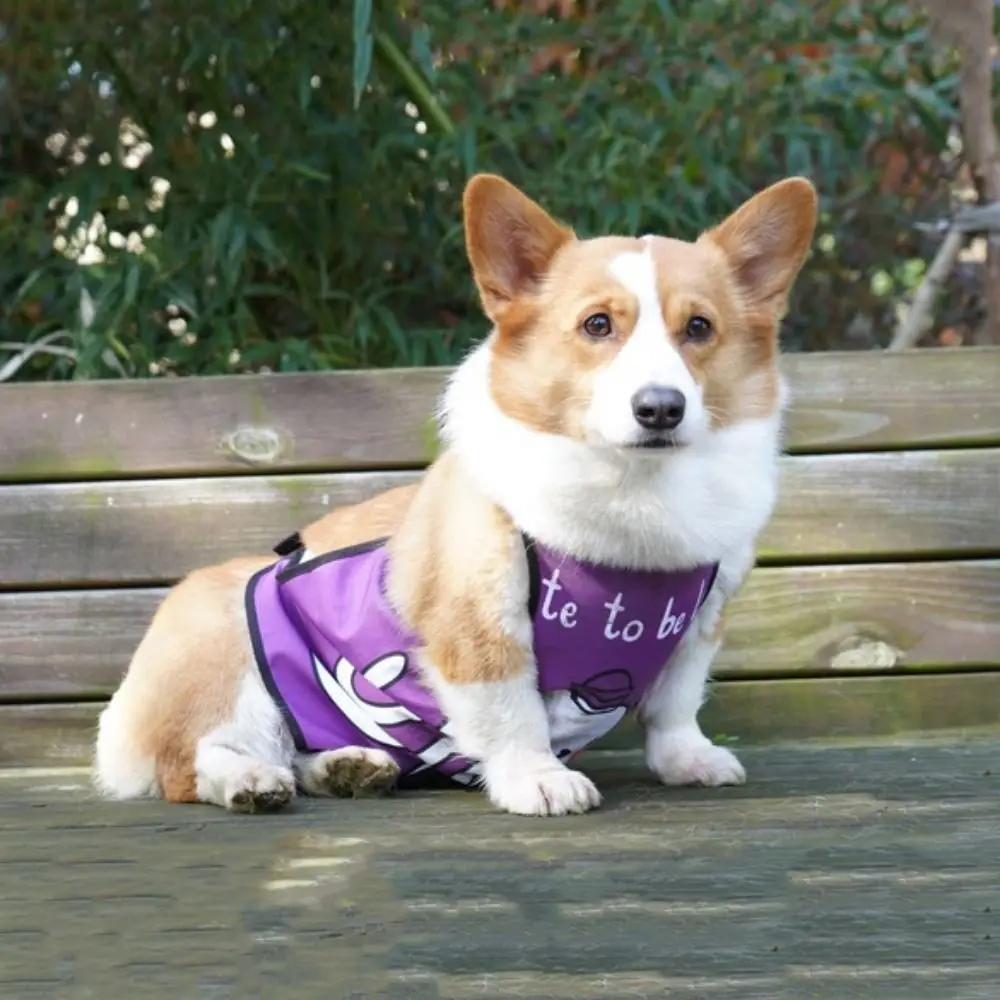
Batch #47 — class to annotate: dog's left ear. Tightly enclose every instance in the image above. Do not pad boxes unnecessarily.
[701,177,818,313]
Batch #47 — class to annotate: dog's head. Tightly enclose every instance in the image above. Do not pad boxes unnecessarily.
[463,174,817,453]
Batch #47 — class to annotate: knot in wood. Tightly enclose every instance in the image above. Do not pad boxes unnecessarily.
[222,425,285,466]
[830,638,900,671]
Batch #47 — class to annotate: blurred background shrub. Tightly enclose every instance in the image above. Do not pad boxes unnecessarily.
[0,0,979,380]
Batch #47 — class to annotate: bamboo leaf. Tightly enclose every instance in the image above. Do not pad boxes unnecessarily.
[352,0,374,109]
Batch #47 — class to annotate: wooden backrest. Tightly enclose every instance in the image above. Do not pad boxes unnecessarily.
[2,349,999,766]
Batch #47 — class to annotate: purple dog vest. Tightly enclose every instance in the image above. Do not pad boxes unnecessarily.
[247,535,717,785]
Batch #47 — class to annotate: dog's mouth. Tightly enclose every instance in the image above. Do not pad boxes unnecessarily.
[628,435,679,451]
[590,430,685,452]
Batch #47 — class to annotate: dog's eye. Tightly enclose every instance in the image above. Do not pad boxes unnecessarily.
[684,315,713,342]
[582,312,613,339]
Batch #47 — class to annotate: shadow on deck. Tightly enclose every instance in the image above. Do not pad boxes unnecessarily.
[1,738,998,999]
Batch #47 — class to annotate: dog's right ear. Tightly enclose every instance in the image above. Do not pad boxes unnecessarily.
[463,174,573,322]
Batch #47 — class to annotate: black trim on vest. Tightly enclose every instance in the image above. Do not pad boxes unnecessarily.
[700,563,721,609]
[273,531,304,557]
[396,769,480,792]
[275,536,390,584]
[245,563,309,752]
[521,533,542,619]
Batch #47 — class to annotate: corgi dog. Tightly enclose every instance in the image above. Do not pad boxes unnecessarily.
[94,173,817,816]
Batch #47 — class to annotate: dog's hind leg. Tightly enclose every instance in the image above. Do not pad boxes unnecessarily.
[94,557,298,813]
[193,670,297,813]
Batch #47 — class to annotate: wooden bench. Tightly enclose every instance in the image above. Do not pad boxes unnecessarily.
[2,348,1000,768]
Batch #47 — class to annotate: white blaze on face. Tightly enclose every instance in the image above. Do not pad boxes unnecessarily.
[584,243,706,448]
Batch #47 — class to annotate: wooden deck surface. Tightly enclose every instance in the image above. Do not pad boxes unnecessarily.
[1,739,997,999]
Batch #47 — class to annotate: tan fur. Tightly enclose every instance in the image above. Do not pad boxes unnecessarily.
[104,485,423,803]
[387,452,529,684]
[108,557,267,801]
[490,237,644,437]
[467,175,816,441]
[705,561,755,643]
[463,173,575,321]
[98,172,815,805]
[102,464,526,800]
[301,483,418,555]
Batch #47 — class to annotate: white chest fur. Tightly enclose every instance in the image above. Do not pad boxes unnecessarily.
[441,343,784,573]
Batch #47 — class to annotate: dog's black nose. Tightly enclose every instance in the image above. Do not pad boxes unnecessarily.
[631,386,686,431]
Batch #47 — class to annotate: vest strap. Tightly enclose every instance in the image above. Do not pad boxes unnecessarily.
[273,531,304,557]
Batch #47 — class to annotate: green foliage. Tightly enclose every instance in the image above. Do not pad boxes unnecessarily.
[0,0,962,380]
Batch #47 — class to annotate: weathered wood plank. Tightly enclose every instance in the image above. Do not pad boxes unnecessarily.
[0,470,411,588]
[598,671,1000,748]
[701,672,1000,744]
[0,703,98,768]
[1,368,445,483]
[4,349,999,482]
[758,447,1000,563]
[0,589,153,699]
[0,449,996,588]
[4,672,999,767]
[783,346,1000,453]
[0,743,997,999]
[3,562,998,700]
[724,560,1000,674]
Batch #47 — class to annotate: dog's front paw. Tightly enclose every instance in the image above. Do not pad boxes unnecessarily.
[647,727,746,787]
[484,752,602,817]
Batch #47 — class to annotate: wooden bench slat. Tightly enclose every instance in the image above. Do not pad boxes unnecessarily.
[783,347,1000,454]
[0,471,409,588]
[608,671,1000,749]
[2,561,997,701]
[758,447,1000,563]
[1,449,997,589]
[726,560,1000,674]
[4,349,999,483]
[5,671,999,768]
[1,369,444,483]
